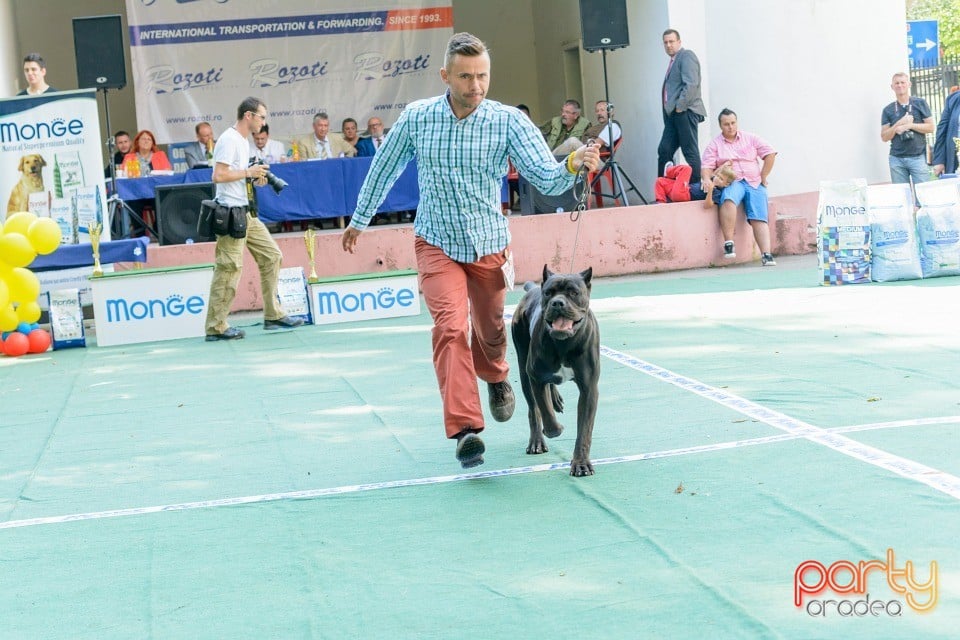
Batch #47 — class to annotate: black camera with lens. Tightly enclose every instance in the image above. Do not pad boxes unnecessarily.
[248,158,288,194]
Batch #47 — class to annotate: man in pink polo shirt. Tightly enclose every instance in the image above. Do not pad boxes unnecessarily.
[701,108,778,266]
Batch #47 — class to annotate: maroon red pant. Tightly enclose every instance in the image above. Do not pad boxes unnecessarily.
[415,237,509,438]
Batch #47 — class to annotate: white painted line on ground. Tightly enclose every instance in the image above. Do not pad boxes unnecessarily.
[1,414,954,530]
[601,345,960,500]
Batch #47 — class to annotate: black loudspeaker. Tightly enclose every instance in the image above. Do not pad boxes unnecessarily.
[579,0,630,52]
[73,15,127,89]
[156,183,215,245]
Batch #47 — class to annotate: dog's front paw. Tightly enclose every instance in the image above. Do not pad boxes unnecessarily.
[542,422,564,439]
[526,436,548,455]
[570,459,594,477]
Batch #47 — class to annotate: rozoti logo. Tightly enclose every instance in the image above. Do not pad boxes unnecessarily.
[250,58,329,87]
[794,549,938,617]
[353,51,431,81]
[105,294,205,323]
[144,65,223,94]
[315,286,415,316]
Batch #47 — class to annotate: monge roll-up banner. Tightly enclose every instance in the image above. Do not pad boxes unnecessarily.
[0,90,109,242]
[126,0,454,144]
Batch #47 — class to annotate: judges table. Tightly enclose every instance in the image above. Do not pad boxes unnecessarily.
[115,157,419,223]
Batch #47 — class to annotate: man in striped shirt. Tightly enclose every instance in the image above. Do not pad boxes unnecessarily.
[701,108,778,266]
[342,32,600,469]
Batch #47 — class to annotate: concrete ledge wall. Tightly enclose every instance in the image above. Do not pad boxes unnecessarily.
[129,191,819,312]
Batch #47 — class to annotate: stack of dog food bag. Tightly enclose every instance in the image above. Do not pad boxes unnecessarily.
[817,179,871,285]
[821,177,960,285]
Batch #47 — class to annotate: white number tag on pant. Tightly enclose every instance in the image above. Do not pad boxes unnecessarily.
[501,249,515,291]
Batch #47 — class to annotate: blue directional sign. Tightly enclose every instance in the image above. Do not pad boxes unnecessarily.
[908,20,939,68]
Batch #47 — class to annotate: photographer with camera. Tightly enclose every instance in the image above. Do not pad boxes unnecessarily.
[203,96,303,342]
[881,72,934,186]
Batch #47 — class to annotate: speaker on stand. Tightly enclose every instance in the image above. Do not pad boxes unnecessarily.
[577,0,647,205]
[579,0,630,51]
[155,183,216,245]
[73,15,156,239]
[73,15,127,90]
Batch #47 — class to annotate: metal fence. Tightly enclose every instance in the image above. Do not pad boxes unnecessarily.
[910,53,960,123]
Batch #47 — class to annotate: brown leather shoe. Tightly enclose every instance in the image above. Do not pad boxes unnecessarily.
[455,431,485,469]
[488,380,515,422]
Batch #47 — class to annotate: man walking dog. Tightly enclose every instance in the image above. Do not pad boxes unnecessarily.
[342,33,600,468]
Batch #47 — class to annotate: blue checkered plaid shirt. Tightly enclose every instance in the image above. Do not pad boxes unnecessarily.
[351,93,577,263]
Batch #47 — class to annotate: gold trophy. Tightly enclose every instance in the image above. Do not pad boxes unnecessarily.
[304,228,319,282]
[89,221,104,277]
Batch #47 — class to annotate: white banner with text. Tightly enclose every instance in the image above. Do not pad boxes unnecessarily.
[125,0,453,144]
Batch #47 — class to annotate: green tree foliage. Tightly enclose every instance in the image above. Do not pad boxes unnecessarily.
[907,0,960,56]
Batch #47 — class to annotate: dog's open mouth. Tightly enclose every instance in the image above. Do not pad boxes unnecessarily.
[548,315,583,338]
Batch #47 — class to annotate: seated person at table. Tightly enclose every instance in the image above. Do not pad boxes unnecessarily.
[296,112,356,159]
[105,130,132,179]
[249,124,285,163]
[184,122,215,169]
[355,116,387,157]
[122,130,172,176]
[337,117,361,154]
[655,161,735,205]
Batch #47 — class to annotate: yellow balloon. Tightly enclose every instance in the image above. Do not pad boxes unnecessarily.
[0,276,8,309]
[6,267,40,303]
[3,211,38,237]
[0,232,37,268]
[16,299,41,323]
[0,304,17,332]
[27,217,62,255]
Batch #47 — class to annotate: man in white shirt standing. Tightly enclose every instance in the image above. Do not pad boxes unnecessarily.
[204,96,303,341]
[249,123,286,163]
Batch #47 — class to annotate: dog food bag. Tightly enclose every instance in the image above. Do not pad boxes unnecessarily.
[49,197,75,243]
[915,179,960,278]
[818,179,870,285]
[47,288,86,349]
[28,190,50,218]
[866,183,922,282]
[277,267,312,324]
[53,152,84,198]
[74,186,104,244]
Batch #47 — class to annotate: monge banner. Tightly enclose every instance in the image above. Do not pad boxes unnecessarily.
[125,0,454,144]
[0,90,109,242]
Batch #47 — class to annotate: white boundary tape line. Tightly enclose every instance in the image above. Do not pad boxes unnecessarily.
[600,345,960,500]
[1,414,957,530]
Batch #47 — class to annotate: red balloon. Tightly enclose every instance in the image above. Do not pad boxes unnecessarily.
[3,332,29,357]
[27,328,52,354]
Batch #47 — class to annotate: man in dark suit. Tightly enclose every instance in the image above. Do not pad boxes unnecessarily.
[657,29,706,179]
[184,122,215,169]
[356,116,386,157]
[933,89,960,177]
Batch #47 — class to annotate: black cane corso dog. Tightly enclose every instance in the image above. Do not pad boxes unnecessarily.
[511,265,599,476]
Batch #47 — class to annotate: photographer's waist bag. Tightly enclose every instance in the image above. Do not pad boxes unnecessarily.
[200,200,248,239]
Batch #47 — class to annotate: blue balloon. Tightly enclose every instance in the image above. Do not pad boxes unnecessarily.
[1,332,9,341]
[17,322,31,335]
[30,322,40,330]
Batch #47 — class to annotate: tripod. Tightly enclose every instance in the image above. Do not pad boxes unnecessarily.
[98,87,157,241]
[589,48,647,206]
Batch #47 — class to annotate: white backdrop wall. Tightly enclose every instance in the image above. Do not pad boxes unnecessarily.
[10,0,911,196]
